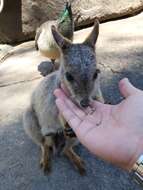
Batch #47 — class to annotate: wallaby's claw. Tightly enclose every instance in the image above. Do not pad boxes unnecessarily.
[40,159,52,175]
[57,128,63,135]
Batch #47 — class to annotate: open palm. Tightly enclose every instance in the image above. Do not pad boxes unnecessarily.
[54,78,143,170]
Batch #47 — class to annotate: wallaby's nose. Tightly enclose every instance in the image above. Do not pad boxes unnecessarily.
[80,98,89,108]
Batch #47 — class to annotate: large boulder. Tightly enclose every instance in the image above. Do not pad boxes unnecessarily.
[0,0,143,43]
[74,0,143,27]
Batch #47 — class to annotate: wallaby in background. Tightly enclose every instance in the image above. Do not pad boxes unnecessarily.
[23,19,104,175]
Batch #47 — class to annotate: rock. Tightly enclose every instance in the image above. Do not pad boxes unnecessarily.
[0,0,22,43]
[74,0,143,27]
[0,0,4,13]
[0,44,12,52]
[0,41,35,63]
[0,44,13,62]
[0,0,143,43]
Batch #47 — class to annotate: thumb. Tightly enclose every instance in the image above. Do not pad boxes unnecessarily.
[119,78,141,98]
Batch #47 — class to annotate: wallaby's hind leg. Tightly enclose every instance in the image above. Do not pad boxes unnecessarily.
[63,123,86,175]
[40,136,54,174]
[63,145,86,175]
[23,107,53,174]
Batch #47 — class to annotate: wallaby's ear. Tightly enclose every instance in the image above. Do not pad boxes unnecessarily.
[51,25,71,50]
[84,19,99,49]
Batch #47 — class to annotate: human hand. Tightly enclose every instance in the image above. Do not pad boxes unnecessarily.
[54,78,143,170]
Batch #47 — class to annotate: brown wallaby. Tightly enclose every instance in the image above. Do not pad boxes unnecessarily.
[23,19,104,175]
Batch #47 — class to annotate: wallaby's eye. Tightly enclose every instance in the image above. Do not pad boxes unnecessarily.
[93,69,100,80]
[65,72,74,82]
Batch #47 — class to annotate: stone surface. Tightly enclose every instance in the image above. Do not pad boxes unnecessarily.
[0,0,143,43]
[0,12,143,190]
[74,0,143,28]
[0,44,12,54]
[0,0,22,43]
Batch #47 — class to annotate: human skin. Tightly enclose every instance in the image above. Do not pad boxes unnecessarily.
[54,78,143,171]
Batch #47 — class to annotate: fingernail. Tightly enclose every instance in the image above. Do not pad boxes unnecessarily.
[55,99,61,106]
[120,78,129,86]
[54,89,61,96]
[124,78,129,82]
[61,83,70,96]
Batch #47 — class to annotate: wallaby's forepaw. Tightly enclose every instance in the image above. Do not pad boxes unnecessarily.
[64,127,76,138]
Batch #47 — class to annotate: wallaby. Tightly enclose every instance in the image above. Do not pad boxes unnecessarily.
[23,19,104,175]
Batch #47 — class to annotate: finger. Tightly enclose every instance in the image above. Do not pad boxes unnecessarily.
[119,78,141,98]
[54,89,86,119]
[61,83,71,97]
[55,99,82,130]
[90,100,105,108]
[54,88,67,100]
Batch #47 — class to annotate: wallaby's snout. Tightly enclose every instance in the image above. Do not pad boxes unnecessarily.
[80,97,90,108]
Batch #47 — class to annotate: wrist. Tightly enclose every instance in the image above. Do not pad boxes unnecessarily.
[132,155,143,186]
[128,137,143,171]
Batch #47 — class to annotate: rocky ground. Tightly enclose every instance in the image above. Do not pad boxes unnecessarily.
[0,12,143,190]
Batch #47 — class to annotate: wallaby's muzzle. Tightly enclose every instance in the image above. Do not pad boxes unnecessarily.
[80,98,90,108]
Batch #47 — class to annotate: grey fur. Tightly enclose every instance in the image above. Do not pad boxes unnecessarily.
[23,19,104,173]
